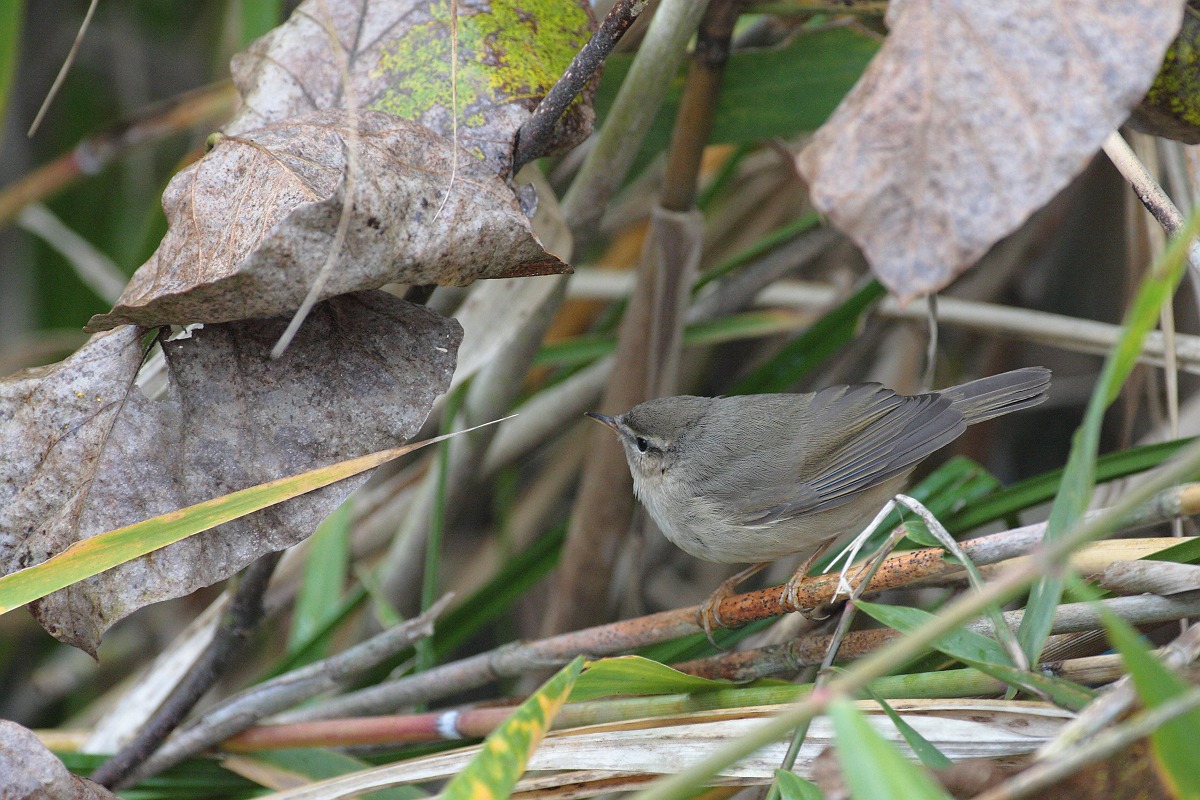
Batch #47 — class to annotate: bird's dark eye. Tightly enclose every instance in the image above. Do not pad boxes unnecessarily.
[635,436,650,453]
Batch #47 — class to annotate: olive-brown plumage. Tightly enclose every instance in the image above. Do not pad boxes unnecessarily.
[589,367,1050,565]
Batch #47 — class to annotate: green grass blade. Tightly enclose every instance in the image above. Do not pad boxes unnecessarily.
[1017,209,1200,664]
[0,422,505,615]
[288,501,351,659]
[0,0,22,135]
[863,686,952,770]
[1102,611,1200,797]
[856,601,1094,710]
[856,602,1011,665]
[829,698,953,800]
[733,279,887,395]
[774,769,824,800]
[945,438,1195,533]
[568,655,773,701]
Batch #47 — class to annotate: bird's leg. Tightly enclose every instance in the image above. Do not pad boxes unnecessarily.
[698,562,769,644]
[821,498,900,600]
[781,539,836,615]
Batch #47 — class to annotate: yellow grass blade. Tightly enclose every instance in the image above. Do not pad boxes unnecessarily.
[0,416,512,614]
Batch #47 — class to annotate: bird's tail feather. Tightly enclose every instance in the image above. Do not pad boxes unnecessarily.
[939,367,1051,425]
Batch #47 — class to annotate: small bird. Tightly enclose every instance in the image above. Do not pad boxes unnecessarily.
[588,367,1050,628]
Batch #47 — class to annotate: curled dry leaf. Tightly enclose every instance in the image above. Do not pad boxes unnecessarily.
[796,0,1186,301]
[85,110,567,333]
[0,720,116,799]
[228,0,596,178]
[2,291,460,654]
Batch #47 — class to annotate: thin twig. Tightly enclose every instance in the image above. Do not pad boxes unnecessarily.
[270,2,360,359]
[677,589,1200,681]
[0,82,238,229]
[568,270,1200,374]
[923,294,938,390]
[27,0,99,137]
[17,204,126,303]
[511,0,649,173]
[559,0,713,228]
[123,594,453,785]
[90,552,282,789]
[1104,130,1200,279]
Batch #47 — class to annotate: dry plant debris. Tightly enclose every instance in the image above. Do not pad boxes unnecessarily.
[797,0,1186,300]
[2,292,459,652]
[85,110,567,331]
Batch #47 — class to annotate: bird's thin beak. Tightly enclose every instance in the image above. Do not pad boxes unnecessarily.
[585,411,621,433]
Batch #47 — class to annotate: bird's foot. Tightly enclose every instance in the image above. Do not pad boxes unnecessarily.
[697,562,768,646]
[781,540,837,613]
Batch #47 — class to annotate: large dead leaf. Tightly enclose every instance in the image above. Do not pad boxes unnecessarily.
[85,110,566,332]
[2,291,459,653]
[228,0,596,178]
[0,721,116,799]
[796,0,1186,301]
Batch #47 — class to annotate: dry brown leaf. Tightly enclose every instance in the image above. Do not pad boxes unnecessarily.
[797,0,1186,301]
[0,721,116,799]
[227,0,596,177]
[84,110,566,332]
[2,291,459,653]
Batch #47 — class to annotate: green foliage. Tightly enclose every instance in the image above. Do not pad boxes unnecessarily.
[1018,208,1200,664]
[828,699,953,800]
[856,601,1095,710]
[0,0,22,135]
[569,655,766,701]
[733,279,887,394]
[1103,611,1200,797]
[288,501,352,660]
[594,26,879,178]
[863,687,951,770]
[233,0,282,47]
[774,769,825,800]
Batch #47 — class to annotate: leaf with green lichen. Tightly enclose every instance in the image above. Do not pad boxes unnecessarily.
[229,0,595,178]
[1131,2,1200,144]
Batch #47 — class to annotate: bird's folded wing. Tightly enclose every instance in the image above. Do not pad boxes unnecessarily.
[739,384,966,524]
